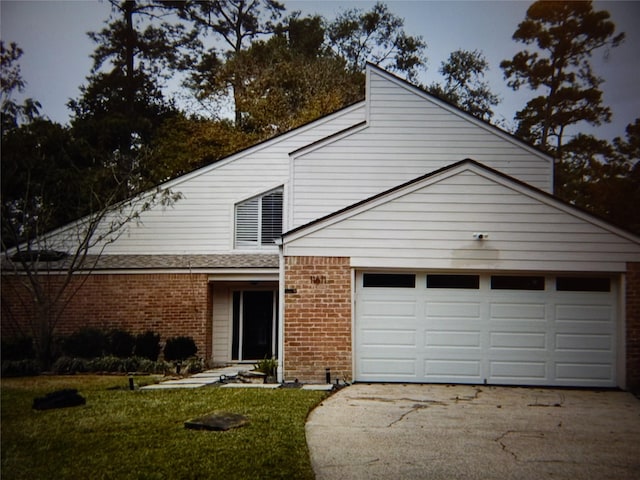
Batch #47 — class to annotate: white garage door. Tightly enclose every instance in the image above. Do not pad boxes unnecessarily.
[355,272,618,387]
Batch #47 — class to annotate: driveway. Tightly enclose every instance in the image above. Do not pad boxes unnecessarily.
[306,384,640,480]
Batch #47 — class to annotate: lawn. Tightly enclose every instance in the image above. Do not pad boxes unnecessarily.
[1,375,329,480]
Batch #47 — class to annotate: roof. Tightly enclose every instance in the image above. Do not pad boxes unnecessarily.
[1,254,279,272]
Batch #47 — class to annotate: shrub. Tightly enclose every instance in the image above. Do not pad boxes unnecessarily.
[1,359,40,377]
[107,329,135,358]
[255,357,278,376]
[52,355,170,374]
[163,336,197,362]
[52,356,90,374]
[134,331,161,361]
[1,336,35,361]
[61,327,107,359]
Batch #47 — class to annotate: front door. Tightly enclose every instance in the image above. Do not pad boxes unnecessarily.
[232,290,276,361]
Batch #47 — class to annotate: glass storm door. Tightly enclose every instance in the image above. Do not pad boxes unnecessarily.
[232,290,276,361]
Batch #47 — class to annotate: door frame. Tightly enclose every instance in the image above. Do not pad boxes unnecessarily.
[232,288,278,362]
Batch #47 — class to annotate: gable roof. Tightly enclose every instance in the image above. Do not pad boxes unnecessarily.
[282,158,640,247]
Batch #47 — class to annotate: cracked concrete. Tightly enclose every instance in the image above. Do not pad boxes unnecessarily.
[306,384,640,480]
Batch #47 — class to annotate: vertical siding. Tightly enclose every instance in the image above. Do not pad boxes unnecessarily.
[212,285,232,363]
[285,167,640,272]
[291,69,552,228]
[91,104,365,255]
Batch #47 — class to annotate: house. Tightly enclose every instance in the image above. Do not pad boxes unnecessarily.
[3,64,640,389]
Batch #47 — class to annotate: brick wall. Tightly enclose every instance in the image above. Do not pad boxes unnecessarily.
[627,262,640,391]
[1,273,212,360]
[284,256,352,383]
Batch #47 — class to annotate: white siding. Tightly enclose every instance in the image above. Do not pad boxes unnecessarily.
[90,103,365,255]
[212,285,232,363]
[284,165,640,272]
[290,68,552,228]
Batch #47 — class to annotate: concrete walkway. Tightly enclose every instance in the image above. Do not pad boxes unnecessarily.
[306,383,640,480]
[141,365,333,391]
[140,365,243,390]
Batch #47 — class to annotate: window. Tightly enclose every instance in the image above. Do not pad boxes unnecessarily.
[556,277,610,292]
[427,274,479,289]
[235,188,283,248]
[491,275,545,290]
[363,273,416,288]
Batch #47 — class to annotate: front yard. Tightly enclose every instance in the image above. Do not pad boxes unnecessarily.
[1,375,328,479]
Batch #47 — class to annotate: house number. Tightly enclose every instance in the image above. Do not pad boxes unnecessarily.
[310,275,327,285]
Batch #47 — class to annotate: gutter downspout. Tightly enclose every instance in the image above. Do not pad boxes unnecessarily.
[275,238,285,383]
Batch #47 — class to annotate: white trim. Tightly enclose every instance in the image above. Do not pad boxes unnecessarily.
[277,243,285,383]
[618,272,627,390]
[208,272,279,282]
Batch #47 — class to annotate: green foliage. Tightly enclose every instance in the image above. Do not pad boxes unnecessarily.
[107,329,135,358]
[134,330,162,361]
[1,359,41,377]
[1,375,327,480]
[255,356,278,376]
[163,336,198,362]
[51,356,169,375]
[327,2,426,81]
[427,49,499,122]
[501,0,625,151]
[1,336,34,361]
[61,328,108,360]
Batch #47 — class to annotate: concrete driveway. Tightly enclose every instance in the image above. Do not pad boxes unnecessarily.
[306,384,640,480]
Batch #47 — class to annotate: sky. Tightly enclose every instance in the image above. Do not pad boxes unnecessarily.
[1,0,639,142]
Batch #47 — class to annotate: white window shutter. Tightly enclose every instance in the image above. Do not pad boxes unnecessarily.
[235,198,259,246]
[261,190,283,245]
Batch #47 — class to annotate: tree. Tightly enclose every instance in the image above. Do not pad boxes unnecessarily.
[180,0,286,127]
[427,49,499,122]
[1,39,183,368]
[327,2,426,82]
[224,15,364,135]
[500,1,624,155]
[555,120,640,234]
[68,0,196,192]
[0,42,41,130]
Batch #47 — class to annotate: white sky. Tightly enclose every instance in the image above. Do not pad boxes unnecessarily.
[1,0,639,142]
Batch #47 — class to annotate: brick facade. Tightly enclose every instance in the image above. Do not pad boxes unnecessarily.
[626,262,640,391]
[284,256,352,383]
[1,273,213,360]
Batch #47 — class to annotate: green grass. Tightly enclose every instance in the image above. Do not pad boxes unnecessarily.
[1,375,328,480]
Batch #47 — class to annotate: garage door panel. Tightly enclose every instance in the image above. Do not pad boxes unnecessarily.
[490,303,546,321]
[556,304,613,322]
[555,363,614,384]
[426,302,481,318]
[490,361,547,382]
[361,329,416,347]
[425,359,481,379]
[490,332,547,349]
[360,300,417,317]
[360,358,417,377]
[425,330,481,348]
[555,333,613,352]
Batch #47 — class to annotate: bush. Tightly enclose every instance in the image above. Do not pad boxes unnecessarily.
[163,336,197,362]
[52,356,90,374]
[1,336,35,361]
[1,359,40,377]
[52,355,170,375]
[134,331,161,361]
[61,327,108,359]
[107,329,135,358]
